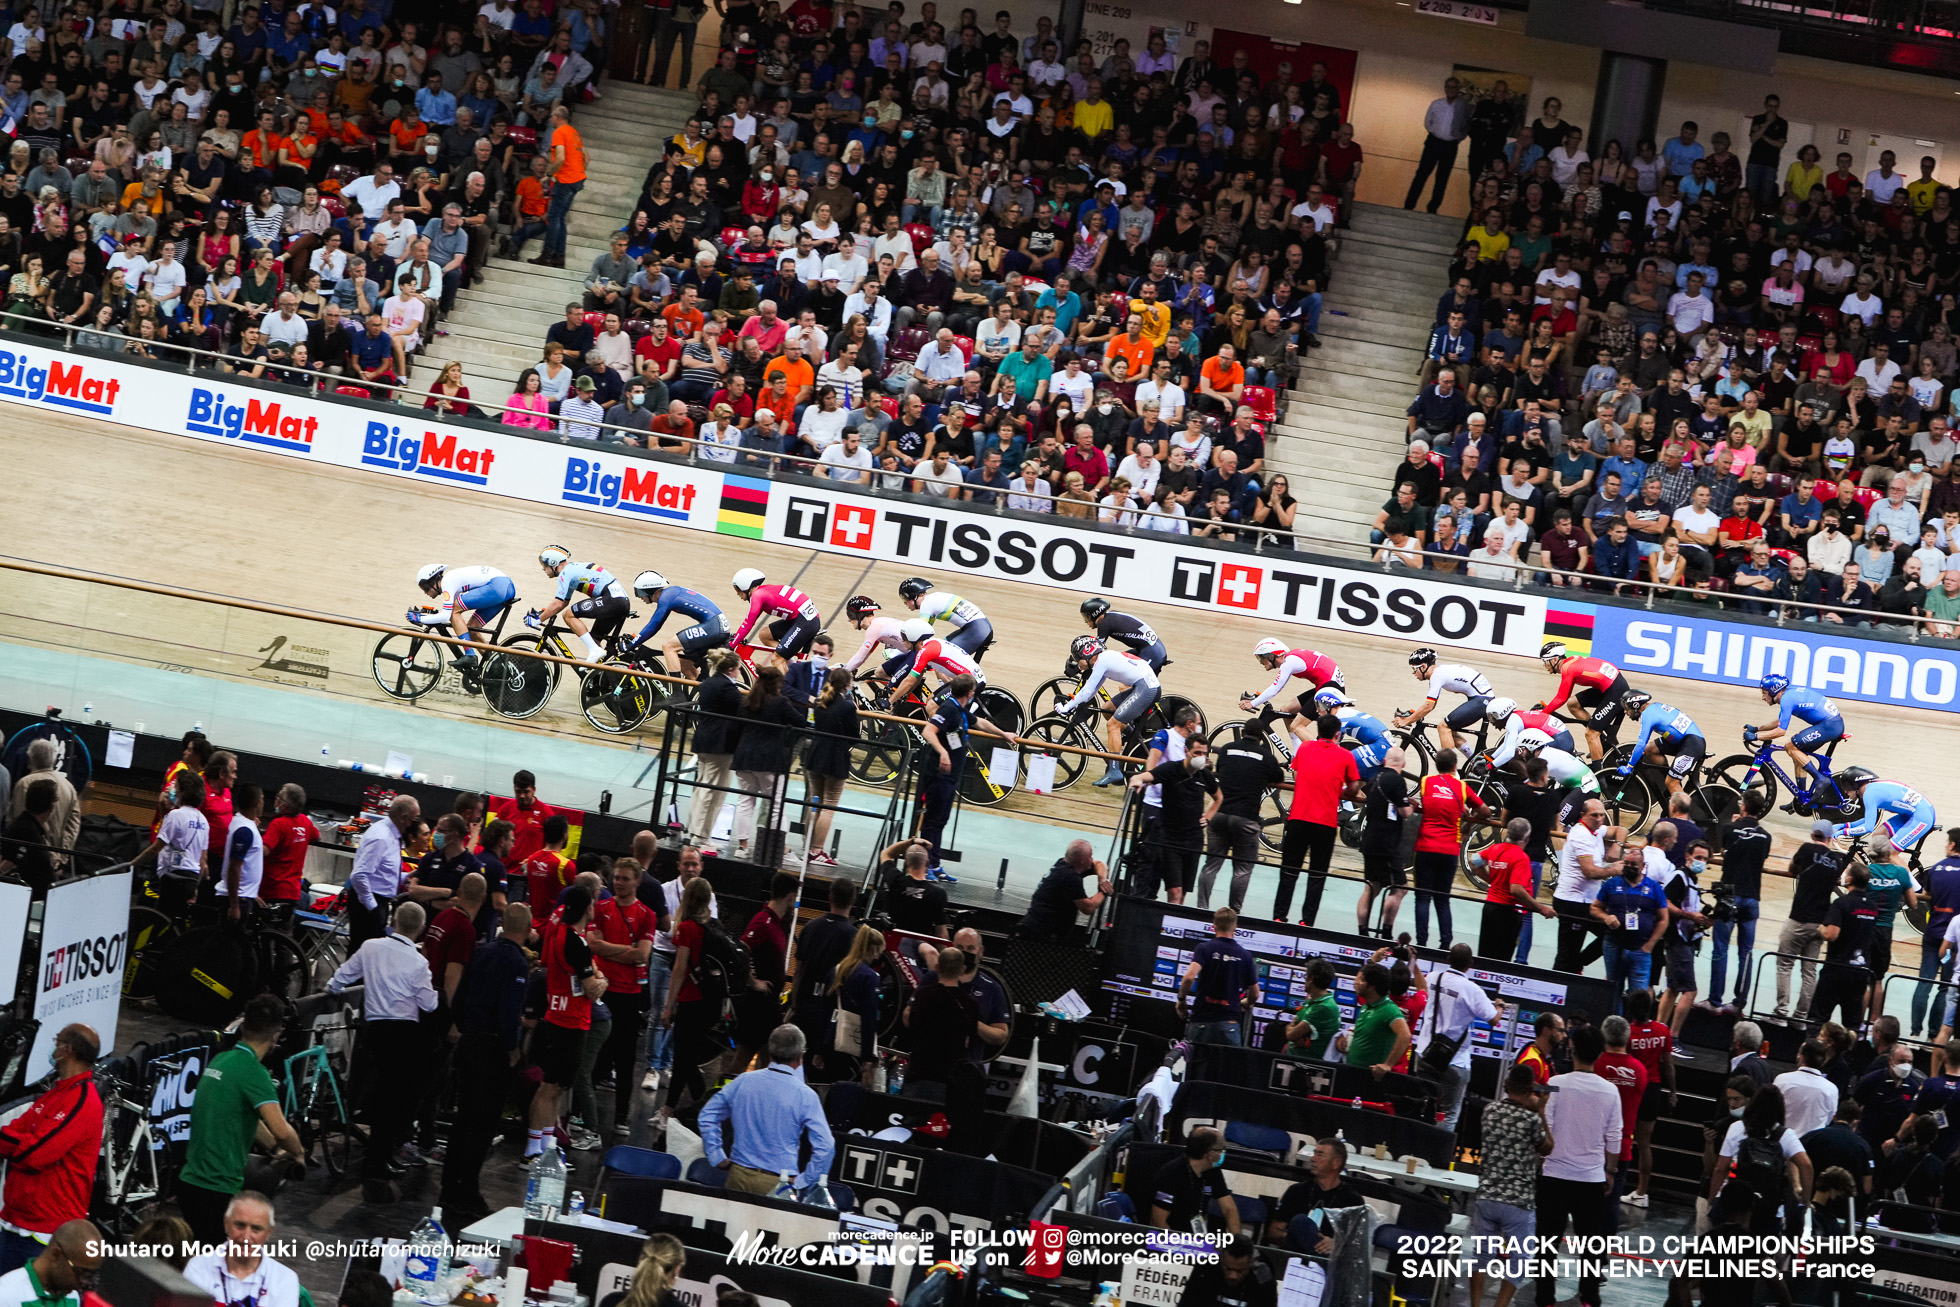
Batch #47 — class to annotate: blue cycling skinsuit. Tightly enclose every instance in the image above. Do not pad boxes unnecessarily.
[1334,707,1393,778]
[1624,703,1706,780]
[1835,780,1938,851]
[1778,686,1846,753]
[629,587,728,657]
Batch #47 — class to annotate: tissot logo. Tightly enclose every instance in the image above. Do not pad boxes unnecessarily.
[830,502,876,550]
[42,930,127,991]
[784,496,831,543]
[1218,562,1263,610]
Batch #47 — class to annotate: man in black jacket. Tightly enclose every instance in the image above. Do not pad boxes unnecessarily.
[1127,738,1218,905]
[1196,737,1286,913]
[441,901,532,1223]
[1776,820,1848,1018]
[687,650,744,851]
[790,877,859,1077]
[306,303,355,377]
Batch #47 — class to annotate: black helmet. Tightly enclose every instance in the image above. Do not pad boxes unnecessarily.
[898,577,933,602]
[1080,597,1110,620]
[1835,765,1877,789]
[1070,634,1104,661]
[1409,647,1437,667]
[845,595,880,621]
[1622,690,1653,715]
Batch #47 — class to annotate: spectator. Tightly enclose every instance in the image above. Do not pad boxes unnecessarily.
[1537,1027,1621,1307]
[1467,1064,1553,1307]
[698,1024,836,1194]
[0,1024,101,1274]
[175,996,305,1241]
[1423,944,1503,1131]
[0,1224,100,1307]
[6,739,77,869]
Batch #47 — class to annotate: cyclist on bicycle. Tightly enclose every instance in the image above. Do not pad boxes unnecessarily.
[1314,689,1392,779]
[730,568,822,666]
[898,577,994,659]
[1515,737,1603,827]
[1617,691,1706,795]
[889,618,988,708]
[1485,697,1577,770]
[1078,598,1170,673]
[1538,642,1633,761]
[627,572,729,679]
[411,563,516,684]
[1394,647,1494,752]
[1242,639,1345,714]
[1831,767,1939,851]
[1057,634,1163,788]
[1748,673,1848,798]
[841,596,914,683]
[534,546,629,662]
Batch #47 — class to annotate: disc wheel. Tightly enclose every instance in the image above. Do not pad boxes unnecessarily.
[1030,676,1080,720]
[1689,780,1744,831]
[974,686,1026,736]
[1161,694,1207,736]
[581,663,656,734]
[122,906,178,1001]
[1604,770,1661,835]
[254,930,309,1002]
[481,647,555,719]
[1019,716,1091,791]
[370,631,445,700]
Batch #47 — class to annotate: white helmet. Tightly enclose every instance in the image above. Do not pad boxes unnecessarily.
[416,563,446,586]
[1312,688,1349,714]
[899,619,934,643]
[539,545,572,572]
[1485,696,1518,725]
[632,570,667,600]
[1540,640,1568,667]
[732,567,766,593]
[1252,637,1288,659]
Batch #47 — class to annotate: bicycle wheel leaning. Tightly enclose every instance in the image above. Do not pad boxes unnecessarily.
[122,905,179,1000]
[370,630,448,700]
[255,930,309,1002]
[305,1083,358,1177]
[1019,715,1092,791]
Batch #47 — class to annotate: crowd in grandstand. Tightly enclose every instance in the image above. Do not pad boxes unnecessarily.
[1389,82,1960,627]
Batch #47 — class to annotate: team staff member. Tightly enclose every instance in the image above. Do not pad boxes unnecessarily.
[0,1025,101,1274]
[590,860,659,1138]
[1591,852,1671,1002]
[1128,737,1218,906]
[1357,745,1415,938]
[1197,737,1287,913]
[1479,818,1554,961]
[532,885,608,1154]
[1413,749,1490,950]
[442,903,533,1222]
[1177,908,1258,1047]
[348,794,419,949]
[1515,1011,1568,1090]
[1552,797,1622,974]
[329,902,439,1202]
[913,674,1016,876]
[697,1025,837,1196]
[1707,791,1773,1012]
[1150,1127,1241,1235]
[176,996,306,1241]
[1135,707,1204,904]
[215,782,266,924]
[1340,962,1413,1078]
[1019,839,1113,941]
[1276,715,1362,926]
[258,784,317,918]
[1502,757,1567,965]
[1810,865,1878,1027]
[488,770,555,866]
[1911,828,1960,1039]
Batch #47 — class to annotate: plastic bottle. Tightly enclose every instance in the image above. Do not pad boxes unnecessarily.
[566,1192,585,1218]
[888,1055,907,1096]
[803,1181,836,1210]
[524,1147,567,1219]
[403,1207,450,1304]
[768,1170,797,1200]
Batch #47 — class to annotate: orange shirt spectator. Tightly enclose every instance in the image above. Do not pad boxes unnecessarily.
[389,116,427,155]
[242,128,286,169]
[763,353,814,396]
[1105,329,1152,378]
[120,182,166,215]
[662,302,705,339]
[1200,355,1245,398]
[553,120,587,186]
[515,175,550,221]
[282,132,319,169]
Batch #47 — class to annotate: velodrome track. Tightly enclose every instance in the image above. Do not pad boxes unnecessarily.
[8,407,1953,880]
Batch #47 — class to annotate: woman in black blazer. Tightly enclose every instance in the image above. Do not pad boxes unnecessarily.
[685,650,745,850]
[731,664,803,860]
[800,666,858,867]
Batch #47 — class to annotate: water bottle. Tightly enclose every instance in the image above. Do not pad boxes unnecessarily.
[566,1192,585,1218]
[1351,1095,1363,1110]
[888,1055,907,1096]
[403,1207,450,1304]
[524,1147,567,1219]
[768,1169,797,1200]
[803,1181,836,1210]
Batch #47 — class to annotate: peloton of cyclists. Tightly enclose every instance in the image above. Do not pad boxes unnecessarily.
[1057,634,1164,788]
[410,563,517,688]
[1242,640,1345,715]
[898,578,995,658]
[1538,642,1634,761]
[730,568,823,668]
[1393,648,1495,753]
[626,572,730,680]
[534,546,630,662]
[1078,598,1171,673]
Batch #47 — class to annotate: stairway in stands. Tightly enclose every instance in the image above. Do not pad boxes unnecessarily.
[418,84,696,404]
[1267,203,1462,545]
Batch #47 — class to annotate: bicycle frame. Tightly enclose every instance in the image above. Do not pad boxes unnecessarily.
[1737,740,1836,807]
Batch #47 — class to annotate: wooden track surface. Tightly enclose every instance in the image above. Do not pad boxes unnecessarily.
[8,410,1955,859]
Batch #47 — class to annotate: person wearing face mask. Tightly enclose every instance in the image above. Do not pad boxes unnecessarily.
[1127,737,1219,907]
[404,813,481,912]
[605,379,657,440]
[0,1025,101,1274]
[1649,838,1709,1058]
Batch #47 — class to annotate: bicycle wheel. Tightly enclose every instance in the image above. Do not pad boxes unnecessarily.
[581,661,656,734]
[1019,715,1091,791]
[1395,729,1434,779]
[481,647,555,719]
[1030,676,1080,718]
[312,1089,358,1177]
[1256,786,1288,855]
[973,686,1026,736]
[370,631,446,700]
[1709,753,1779,812]
[850,713,912,786]
[255,930,309,1002]
[1458,776,1511,892]
[1160,694,1207,735]
[1206,718,1249,749]
[1604,771,1660,835]
[1690,780,1744,831]
[122,906,178,1000]
[958,745,1015,806]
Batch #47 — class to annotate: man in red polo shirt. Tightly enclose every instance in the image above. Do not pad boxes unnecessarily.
[488,768,554,865]
[1478,816,1554,962]
[589,861,660,1136]
[259,783,319,909]
[1276,715,1362,927]
[1413,749,1488,949]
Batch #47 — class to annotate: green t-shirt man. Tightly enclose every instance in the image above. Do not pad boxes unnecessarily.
[1866,859,1914,929]
[179,1042,280,1194]
[1345,996,1407,1071]
[1286,991,1342,1061]
[998,347,1054,399]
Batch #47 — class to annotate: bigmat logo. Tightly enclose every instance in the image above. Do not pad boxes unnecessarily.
[186,387,318,452]
[0,352,120,414]
[561,455,700,520]
[361,421,497,484]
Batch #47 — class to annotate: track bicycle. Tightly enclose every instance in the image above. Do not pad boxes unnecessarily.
[1031,659,1206,741]
[370,597,522,701]
[123,868,309,1008]
[282,1022,362,1176]
[854,676,1026,806]
[92,1054,190,1236]
[1704,733,1852,822]
[1017,689,1186,793]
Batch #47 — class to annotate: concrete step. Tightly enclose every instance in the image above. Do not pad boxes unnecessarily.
[1325,244,1451,278]
[1299,355,1417,388]
[1282,390,1408,422]
[1274,419,1405,449]
[1319,302,1438,336]
[1349,203,1466,237]
[1339,228,1462,261]
[1310,338,1427,369]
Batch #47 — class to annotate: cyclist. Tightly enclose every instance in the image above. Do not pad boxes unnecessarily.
[1748,673,1848,803]
[1078,598,1170,673]
[1485,697,1577,770]
[1241,639,1345,714]
[1616,691,1706,795]
[411,563,516,684]
[889,618,988,709]
[1516,737,1603,827]
[840,595,913,683]
[1313,689,1392,779]
[1393,647,1495,752]
[1831,768,1939,851]
[626,572,729,679]
[534,546,629,662]
[1538,642,1634,761]
[897,577,994,658]
[1056,633,1162,788]
[730,568,822,667]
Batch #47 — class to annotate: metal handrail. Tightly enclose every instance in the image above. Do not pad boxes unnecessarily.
[10,314,1949,632]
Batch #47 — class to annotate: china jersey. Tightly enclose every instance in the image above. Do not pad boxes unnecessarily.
[1543,656,1623,712]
